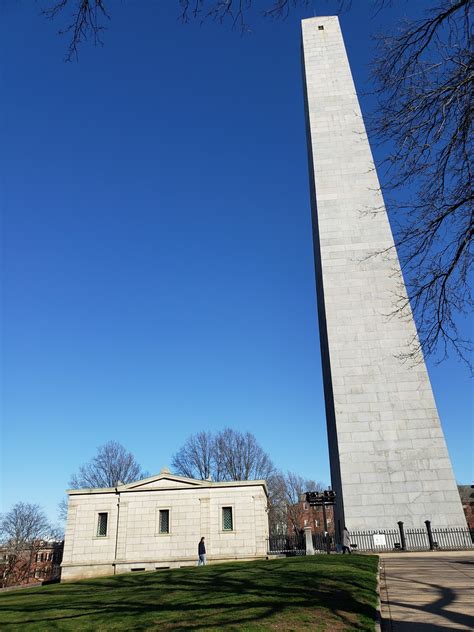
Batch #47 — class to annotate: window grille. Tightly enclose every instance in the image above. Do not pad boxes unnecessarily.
[159,510,170,534]
[97,512,108,537]
[222,507,233,531]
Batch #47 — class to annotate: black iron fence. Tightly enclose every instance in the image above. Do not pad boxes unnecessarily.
[404,528,430,551]
[312,532,337,552]
[431,527,474,550]
[344,525,473,553]
[346,529,400,552]
[268,524,474,555]
[267,533,306,555]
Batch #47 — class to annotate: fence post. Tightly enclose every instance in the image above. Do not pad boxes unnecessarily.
[304,527,315,555]
[425,520,435,551]
[397,521,406,551]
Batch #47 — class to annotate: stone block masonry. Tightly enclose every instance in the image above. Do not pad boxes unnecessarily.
[301,16,466,532]
[61,471,269,581]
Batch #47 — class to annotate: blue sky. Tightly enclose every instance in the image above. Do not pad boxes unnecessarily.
[1,1,472,524]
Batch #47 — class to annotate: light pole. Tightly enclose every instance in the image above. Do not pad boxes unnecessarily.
[306,490,336,554]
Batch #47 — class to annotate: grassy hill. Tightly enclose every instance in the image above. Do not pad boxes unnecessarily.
[0,555,378,631]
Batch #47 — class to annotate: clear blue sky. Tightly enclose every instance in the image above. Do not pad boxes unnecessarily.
[1,1,472,524]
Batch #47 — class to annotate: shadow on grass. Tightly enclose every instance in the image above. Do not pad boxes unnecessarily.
[0,556,378,630]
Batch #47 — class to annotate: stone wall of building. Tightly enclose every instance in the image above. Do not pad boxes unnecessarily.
[61,472,269,581]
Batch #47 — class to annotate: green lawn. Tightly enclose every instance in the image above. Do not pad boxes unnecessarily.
[0,555,378,631]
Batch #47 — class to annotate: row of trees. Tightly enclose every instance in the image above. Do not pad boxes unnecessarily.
[58,434,323,532]
[67,435,323,532]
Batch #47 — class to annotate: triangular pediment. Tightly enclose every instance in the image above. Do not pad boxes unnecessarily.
[120,473,208,491]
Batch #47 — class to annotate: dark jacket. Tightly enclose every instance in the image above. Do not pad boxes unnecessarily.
[198,540,206,555]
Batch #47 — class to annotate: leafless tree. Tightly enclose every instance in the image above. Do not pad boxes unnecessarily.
[264,471,286,534]
[370,0,473,368]
[172,428,276,482]
[282,472,323,533]
[68,440,148,489]
[0,503,52,587]
[171,431,215,479]
[42,0,109,61]
[214,428,276,481]
[57,497,69,523]
[58,440,148,523]
[266,472,325,534]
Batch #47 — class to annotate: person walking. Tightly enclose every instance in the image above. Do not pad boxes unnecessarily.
[342,527,351,554]
[198,537,206,566]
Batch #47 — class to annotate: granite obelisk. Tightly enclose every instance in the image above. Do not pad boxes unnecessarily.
[301,16,466,533]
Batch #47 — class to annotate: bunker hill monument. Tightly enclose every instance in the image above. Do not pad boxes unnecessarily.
[301,16,466,532]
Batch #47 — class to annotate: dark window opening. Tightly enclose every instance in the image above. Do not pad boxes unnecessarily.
[222,507,234,531]
[159,509,170,534]
[97,512,108,537]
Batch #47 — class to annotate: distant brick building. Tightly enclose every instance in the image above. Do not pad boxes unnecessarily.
[32,541,63,582]
[288,500,335,535]
[0,541,63,587]
[458,485,474,529]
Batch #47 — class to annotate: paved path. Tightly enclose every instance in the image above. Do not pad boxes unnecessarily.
[379,552,474,631]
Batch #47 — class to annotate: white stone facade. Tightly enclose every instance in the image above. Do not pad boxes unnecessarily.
[301,17,466,531]
[61,471,269,581]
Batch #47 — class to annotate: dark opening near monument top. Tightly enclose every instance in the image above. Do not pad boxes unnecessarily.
[301,16,466,536]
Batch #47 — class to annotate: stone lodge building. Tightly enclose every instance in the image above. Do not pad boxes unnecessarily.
[61,468,269,581]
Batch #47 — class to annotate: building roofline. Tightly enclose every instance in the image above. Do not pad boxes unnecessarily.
[66,473,268,496]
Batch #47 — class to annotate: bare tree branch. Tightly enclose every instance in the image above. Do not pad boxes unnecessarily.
[281,472,323,533]
[369,0,473,368]
[171,428,275,482]
[68,440,148,489]
[214,427,275,481]
[42,1,349,59]
[171,431,215,479]
[42,0,109,61]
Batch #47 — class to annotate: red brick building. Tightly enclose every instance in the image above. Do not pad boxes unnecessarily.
[458,485,474,529]
[0,540,63,587]
[288,500,335,535]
